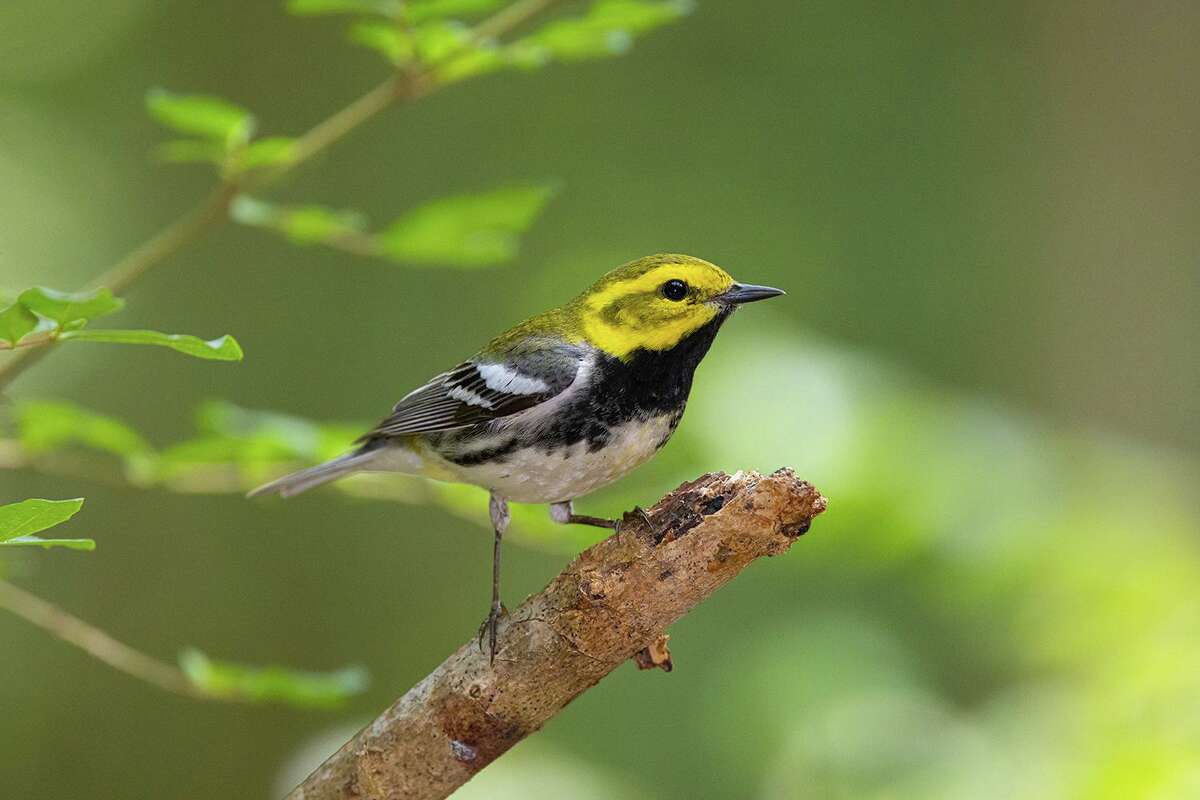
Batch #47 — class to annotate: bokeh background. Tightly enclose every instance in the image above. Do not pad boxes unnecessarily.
[3,1,1198,797]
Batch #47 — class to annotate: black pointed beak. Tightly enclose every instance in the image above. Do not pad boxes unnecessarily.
[719,282,786,305]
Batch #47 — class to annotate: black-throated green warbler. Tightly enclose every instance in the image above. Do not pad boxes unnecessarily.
[251,254,784,656]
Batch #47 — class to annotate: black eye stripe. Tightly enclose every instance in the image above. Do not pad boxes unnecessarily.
[661,279,688,301]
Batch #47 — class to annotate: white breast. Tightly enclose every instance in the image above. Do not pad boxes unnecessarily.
[441,414,677,504]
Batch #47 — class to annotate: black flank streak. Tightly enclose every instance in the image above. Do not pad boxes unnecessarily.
[446,437,521,466]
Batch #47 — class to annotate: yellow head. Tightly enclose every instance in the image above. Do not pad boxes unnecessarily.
[573,254,784,360]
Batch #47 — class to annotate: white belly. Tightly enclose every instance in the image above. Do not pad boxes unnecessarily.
[439,415,677,504]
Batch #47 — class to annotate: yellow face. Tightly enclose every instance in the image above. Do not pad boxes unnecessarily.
[576,254,737,360]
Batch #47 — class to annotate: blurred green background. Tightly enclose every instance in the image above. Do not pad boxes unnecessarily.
[2,1,1198,797]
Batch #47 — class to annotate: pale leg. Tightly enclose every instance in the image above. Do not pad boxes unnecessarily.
[482,492,510,662]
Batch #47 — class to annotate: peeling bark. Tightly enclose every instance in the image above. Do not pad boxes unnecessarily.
[288,468,827,800]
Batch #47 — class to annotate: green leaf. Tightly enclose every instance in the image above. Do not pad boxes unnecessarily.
[233,137,299,172]
[0,537,96,551]
[163,400,355,460]
[179,649,368,708]
[286,0,403,17]
[0,302,38,346]
[58,330,244,361]
[406,0,502,24]
[145,89,256,148]
[377,183,557,265]
[17,287,124,327]
[154,402,362,490]
[348,20,415,65]
[412,19,472,63]
[154,139,228,165]
[231,196,368,247]
[196,400,328,457]
[436,44,505,83]
[0,498,84,541]
[586,0,693,32]
[511,0,690,63]
[16,400,153,458]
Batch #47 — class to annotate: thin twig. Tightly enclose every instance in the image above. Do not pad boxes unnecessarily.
[271,77,418,174]
[0,0,562,392]
[288,469,827,800]
[92,182,243,296]
[0,578,205,698]
[471,0,559,43]
[0,333,56,351]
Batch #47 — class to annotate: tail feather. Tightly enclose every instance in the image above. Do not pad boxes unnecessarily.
[247,451,375,498]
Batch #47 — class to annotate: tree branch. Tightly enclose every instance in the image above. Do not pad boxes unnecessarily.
[287,468,827,800]
[0,578,204,699]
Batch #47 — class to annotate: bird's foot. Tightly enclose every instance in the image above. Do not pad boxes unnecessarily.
[615,505,657,543]
[477,601,508,664]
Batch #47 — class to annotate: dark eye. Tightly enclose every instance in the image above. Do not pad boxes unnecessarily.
[660,279,689,301]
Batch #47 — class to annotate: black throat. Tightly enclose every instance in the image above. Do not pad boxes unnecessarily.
[524,313,730,454]
[595,312,730,418]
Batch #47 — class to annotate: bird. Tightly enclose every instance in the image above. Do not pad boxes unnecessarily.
[249,254,784,658]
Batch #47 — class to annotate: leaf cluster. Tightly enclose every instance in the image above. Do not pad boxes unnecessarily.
[147,89,297,179]
[5,399,601,553]
[313,0,693,82]
[0,498,93,551]
[0,287,242,361]
[231,183,557,266]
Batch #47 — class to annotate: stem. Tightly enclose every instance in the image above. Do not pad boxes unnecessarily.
[0,332,56,351]
[0,0,562,392]
[92,182,241,296]
[273,77,415,174]
[0,579,204,698]
[471,0,559,43]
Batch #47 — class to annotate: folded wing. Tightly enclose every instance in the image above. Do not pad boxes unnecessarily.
[360,342,584,440]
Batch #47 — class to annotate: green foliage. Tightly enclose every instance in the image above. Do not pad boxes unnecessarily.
[378,183,558,265]
[508,0,691,63]
[231,196,368,247]
[0,498,83,538]
[57,330,243,361]
[347,20,415,65]
[232,184,556,265]
[0,536,97,552]
[154,400,362,487]
[146,89,256,148]
[287,0,499,22]
[17,287,124,327]
[2,398,594,552]
[406,0,503,24]
[16,400,152,458]
[411,19,473,62]
[179,649,368,708]
[286,0,405,17]
[0,301,38,347]
[231,137,299,172]
[0,285,243,361]
[304,0,689,81]
[146,89,296,178]
[0,498,95,551]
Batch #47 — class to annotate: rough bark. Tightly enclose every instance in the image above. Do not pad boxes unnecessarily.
[288,468,827,800]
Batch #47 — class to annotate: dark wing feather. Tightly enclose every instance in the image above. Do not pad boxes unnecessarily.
[359,342,584,440]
